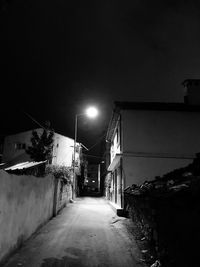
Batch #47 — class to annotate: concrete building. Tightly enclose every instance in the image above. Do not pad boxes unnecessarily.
[2,128,82,171]
[106,80,200,213]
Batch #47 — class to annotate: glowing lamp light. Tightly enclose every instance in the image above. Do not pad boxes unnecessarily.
[85,106,98,118]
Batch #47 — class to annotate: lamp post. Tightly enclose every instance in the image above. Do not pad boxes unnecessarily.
[73,106,98,199]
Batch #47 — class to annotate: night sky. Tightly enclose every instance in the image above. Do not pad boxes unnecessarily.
[1,0,200,155]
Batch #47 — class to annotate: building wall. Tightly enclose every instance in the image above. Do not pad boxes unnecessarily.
[2,129,43,164]
[53,179,72,215]
[0,170,54,263]
[2,130,78,169]
[52,133,75,167]
[110,118,121,162]
[110,163,122,207]
[107,108,200,208]
[122,109,200,156]
[120,109,200,187]
[123,156,191,187]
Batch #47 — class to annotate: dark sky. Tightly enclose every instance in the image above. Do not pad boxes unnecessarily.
[1,0,200,154]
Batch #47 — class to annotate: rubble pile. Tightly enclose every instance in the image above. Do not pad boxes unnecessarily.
[124,172,200,198]
[125,155,200,267]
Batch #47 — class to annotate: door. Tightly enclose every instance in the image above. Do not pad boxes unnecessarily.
[114,169,117,204]
[117,166,122,207]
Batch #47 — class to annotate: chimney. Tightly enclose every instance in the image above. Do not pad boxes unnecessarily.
[182,79,200,105]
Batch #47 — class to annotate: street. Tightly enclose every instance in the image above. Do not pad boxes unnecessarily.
[2,197,146,267]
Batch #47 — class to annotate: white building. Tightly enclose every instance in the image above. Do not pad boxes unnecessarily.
[106,80,200,213]
[2,128,81,170]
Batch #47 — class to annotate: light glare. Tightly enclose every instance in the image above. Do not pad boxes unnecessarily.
[85,106,98,118]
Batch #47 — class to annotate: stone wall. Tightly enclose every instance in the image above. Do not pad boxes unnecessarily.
[0,170,54,264]
[53,179,72,215]
[125,177,200,266]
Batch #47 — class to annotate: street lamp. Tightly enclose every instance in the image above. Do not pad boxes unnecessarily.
[73,106,98,199]
[85,106,98,118]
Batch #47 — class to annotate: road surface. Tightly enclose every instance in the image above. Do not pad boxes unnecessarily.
[3,197,147,267]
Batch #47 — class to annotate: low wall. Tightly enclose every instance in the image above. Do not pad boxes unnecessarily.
[125,179,200,267]
[0,170,55,264]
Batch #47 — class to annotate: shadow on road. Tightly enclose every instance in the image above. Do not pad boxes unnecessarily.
[40,256,81,267]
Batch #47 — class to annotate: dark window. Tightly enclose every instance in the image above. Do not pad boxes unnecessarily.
[116,126,120,145]
[22,144,26,149]
[15,143,26,150]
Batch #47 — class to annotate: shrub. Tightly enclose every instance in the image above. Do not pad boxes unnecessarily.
[46,164,72,184]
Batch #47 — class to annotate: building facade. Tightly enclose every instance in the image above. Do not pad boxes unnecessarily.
[2,128,82,171]
[106,101,200,212]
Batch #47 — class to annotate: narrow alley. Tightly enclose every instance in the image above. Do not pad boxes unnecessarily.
[2,197,146,267]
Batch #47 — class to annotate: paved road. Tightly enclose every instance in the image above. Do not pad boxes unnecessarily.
[3,197,146,267]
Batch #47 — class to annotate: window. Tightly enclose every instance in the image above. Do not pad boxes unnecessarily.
[116,127,119,143]
[15,143,26,150]
[22,144,26,149]
[116,125,120,146]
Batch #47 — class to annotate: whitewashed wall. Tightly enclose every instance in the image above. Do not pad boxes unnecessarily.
[0,170,54,264]
[121,109,200,186]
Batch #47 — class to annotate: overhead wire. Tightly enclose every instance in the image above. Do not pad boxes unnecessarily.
[21,110,46,130]
[83,153,105,159]
[87,132,107,151]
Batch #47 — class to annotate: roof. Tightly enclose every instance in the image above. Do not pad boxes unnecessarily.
[124,156,200,198]
[0,163,5,168]
[4,161,46,171]
[4,128,43,138]
[4,128,76,144]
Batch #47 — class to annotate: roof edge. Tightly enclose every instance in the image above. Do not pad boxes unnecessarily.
[114,101,200,111]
